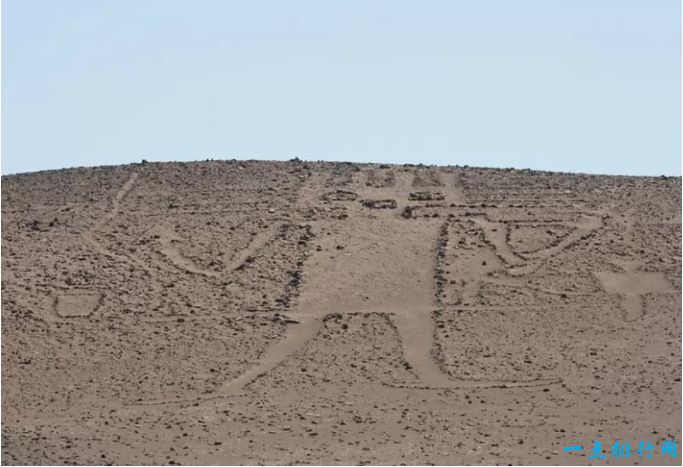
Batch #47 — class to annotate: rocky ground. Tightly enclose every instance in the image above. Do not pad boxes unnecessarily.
[1,160,681,465]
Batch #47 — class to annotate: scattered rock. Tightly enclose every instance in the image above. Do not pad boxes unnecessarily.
[323,190,358,201]
[409,192,445,201]
[361,199,397,209]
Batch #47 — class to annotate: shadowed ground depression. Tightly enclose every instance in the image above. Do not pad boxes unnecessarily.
[1,160,681,465]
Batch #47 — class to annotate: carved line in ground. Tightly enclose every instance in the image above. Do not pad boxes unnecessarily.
[192,224,315,396]
[363,170,466,201]
[139,314,291,323]
[448,204,591,211]
[153,220,311,284]
[319,169,467,201]
[439,215,632,315]
[127,381,550,407]
[39,312,289,328]
[476,279,602,298]
[128,376,564,407]
[506,218,605,276]
[83,171,139,248]
[621,294,645,322]
[153,225,221,278]
[51,291,104,319]
[133,210,295,216]
[132,219,548,404]
[591,257,675,321]
[129,313,394,406]
[384,378,563,390]
[437,218,569,390]
[438,305,627,312]
[125,394,248,407]
[215,302,559,401]
[137,210,576,403]
[433,217,574,384]
[80,171,166,313]
[216,315,323,397]
[475,276,675,321]
[504,222,574,256]
[444,212,674,325]
[463,195,591,201]
[224,224,284,272]
[109,172,139,217]
[522,219,603,261]
[9,294,72,324]
[437,214,604,293]
[472,213,604,263]
[450,215,594,224]
[472,217,527,266]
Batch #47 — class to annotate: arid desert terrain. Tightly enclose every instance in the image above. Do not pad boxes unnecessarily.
[1,160,681,465]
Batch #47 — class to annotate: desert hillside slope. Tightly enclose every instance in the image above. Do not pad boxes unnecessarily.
[2,160,681,465]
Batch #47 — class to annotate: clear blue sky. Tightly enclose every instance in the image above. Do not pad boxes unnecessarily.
[2,0,681,175]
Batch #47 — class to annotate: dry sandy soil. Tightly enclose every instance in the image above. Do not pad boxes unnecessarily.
[1,160,681,465]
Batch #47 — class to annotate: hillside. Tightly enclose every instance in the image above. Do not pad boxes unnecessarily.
[2,160,681,465]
